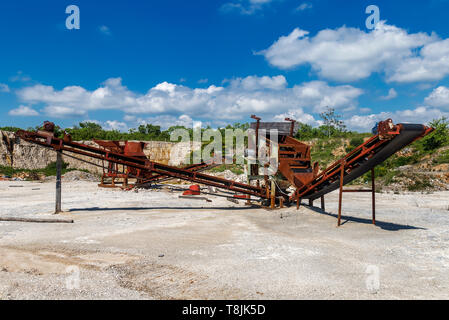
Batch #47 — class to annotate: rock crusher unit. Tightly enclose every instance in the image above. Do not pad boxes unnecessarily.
[93,139,220,189]
[94,139,148,189]
[15,117,433,226]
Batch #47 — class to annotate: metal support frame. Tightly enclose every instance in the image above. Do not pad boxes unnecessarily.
[270,180,276,209]
[16,117,432,218]
[55,151,62,214]
[337,167,376,227]
[251,115,261,188]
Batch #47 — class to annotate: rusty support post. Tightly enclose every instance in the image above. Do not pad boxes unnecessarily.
[251,115,261,188]
[337,161,345,227]
[270,180,276,209]
[321,196,325,211]
[308,199,314,207]
[371,167,376,225]
[245,194,252,206]
[285,118,296,137]
[296,193,300,210]
[55,151,62,214]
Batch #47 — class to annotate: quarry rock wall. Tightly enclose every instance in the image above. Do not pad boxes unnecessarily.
[0,130,198,174]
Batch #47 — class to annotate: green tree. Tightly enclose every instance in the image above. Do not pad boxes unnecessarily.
[417,117,449,152]
[319,107,346,138]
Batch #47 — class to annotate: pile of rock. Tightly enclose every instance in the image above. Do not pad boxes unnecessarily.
[62,170,99,182]
[208,170,247,183]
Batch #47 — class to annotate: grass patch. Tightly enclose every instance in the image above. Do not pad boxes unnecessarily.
[0,161,78,180]
[311,139,339,167]
[209,164,244,175]
[390,155,419,167]
[433,150,449,164]
[345,136,365,153]
[407,177,432,191]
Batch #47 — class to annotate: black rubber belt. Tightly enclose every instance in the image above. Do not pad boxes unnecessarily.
[302,124,427,200]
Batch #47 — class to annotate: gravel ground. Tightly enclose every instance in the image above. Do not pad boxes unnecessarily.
[0,180,448,300]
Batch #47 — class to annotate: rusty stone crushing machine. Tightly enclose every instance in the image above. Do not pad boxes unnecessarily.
[15,117,433,226]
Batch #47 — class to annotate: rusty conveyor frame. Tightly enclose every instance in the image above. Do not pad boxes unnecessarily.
[15,118,433,226]
[15,130,274,199]
[294,123,433,225]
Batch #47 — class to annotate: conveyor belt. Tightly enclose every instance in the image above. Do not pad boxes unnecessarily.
[298,124,429,201]
[15,130,270,198]
[16,120,432,207]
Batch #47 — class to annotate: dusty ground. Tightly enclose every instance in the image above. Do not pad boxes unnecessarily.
[0,180,448,300]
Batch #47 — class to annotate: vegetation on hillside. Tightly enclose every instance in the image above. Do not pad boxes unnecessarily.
[0,126,22,133]
[0,161,80,180]
[2,108,448,190]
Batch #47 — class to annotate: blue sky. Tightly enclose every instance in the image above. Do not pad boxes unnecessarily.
[1,0,449,132]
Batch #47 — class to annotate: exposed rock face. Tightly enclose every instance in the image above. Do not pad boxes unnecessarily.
[0,131,199,173]
[0,131,15,167]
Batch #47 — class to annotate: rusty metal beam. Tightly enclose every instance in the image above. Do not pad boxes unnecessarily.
[16,130,275,199]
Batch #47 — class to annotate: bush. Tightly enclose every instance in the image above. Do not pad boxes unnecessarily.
[346,136,365,152]
[349,137,365,148]
[407,178,432,191]
[0,127,22,133]
[416,117,449,152]
[0,162,76,180]
[209,164,244,175]
[363,166,388,183]
[390,155,418,167]
[433,150,449,164]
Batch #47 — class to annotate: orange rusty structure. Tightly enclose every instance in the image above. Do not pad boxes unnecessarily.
[277,133,319,190]
[94,139,218,189]
[95,140,149,188]
[15,116,433,226]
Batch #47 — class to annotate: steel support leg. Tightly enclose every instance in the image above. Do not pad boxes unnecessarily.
[371,168,376,225]
[337,161,345,227]
[55,151,62,214]
[321,196,325,211]
[296,194,300,210]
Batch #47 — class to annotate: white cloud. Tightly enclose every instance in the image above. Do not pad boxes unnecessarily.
[292,81,363,113]
[43,105,87,118]
[198,78,209,84]
[98,25,111,36]
[17,76,363,123]
[259,22,449,83]
[17,78,136,118]
[424,86,449,109]
[133,114,202,130]
[388,39,449,82]
[380,88,398,100]
[345,107,446,131]
[295,2,312,12]
[123,114,137,122]
[0,83,10,93]
[347,86,449,131]
[220,0,274,15]
[273,108,318,126]
[230,75,287,90]
[359,108,371,113]
[10,71,31,83]
[8,105,39,117]
[104,120,128,132]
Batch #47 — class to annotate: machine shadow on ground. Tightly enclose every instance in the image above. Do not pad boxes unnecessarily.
[68,205,261,212]
[305,205,426,231]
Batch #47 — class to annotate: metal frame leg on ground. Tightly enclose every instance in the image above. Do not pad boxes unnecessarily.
[337,166,376,227]
[55,151,63,214]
